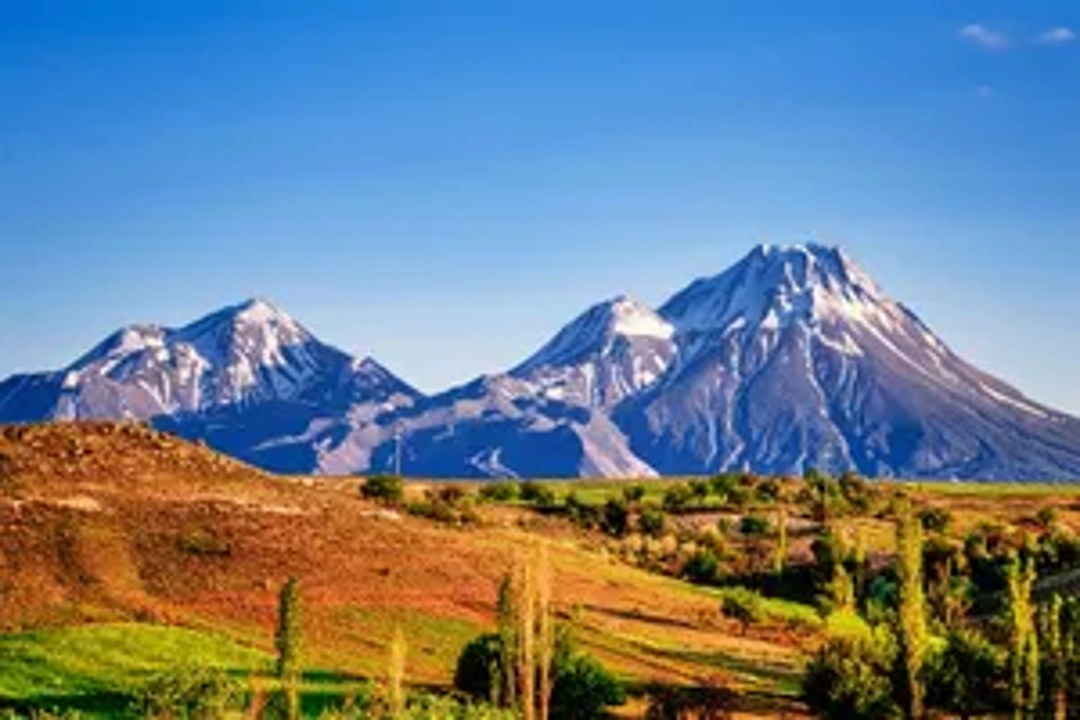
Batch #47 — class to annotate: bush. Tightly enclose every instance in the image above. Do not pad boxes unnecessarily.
[600,499,629,537]
[565,492,599,529]
[726,486,750,509]
[682,549,720,584]
[176,529,232,557]
[709,473,738,500]
[689,479,711,504]
[739,513,771,536]
[478,481,519,503]
[923,629,1007,718]
[637,507,667,538]
[518,481,556,507]
[662,483,693,512]
[405,499,458,524]
[622,484,646,504]
[1035,506,1059,529]
[453,633,504,702]
[132,667,242,719]
[434,485,469,506]
[918,507,952,534]
[802,636,899,719]
[718,587,765,634]
[361,474,404,505]
[550,650,626,720]
[755,478,781,503]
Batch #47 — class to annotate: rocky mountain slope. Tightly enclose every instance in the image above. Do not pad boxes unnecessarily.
[3,246,1080,480]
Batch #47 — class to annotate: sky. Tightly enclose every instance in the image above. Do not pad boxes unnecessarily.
[2,0,1079,412]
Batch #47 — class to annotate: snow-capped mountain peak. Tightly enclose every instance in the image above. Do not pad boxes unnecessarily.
[4,299,419,425]
[510,296,677,408]
[516,295,673,373]
[660,242,900,337]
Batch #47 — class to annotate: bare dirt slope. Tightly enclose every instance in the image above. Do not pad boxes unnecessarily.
[0,422,810,717]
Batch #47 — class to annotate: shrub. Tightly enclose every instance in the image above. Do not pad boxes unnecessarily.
[718,587,765,634]
[454,633,505,703]
[838,471,873,511]
[1035,506,1059,529]
[600,499,630,537]
[709,473,738,500]
[637,507,667,538]
[405,499,458,524]
[726,486,750,509]
[550,649,626,720]
[918,507,952,534]
[360,474,404,505]
[622,484,646,504]
[434,485,469,506]
[662,483,693,512]
[176,529,232,557]
[565,492,599,529]
[755,478,781,503]
[478,481,519,503]
[133,667,242,719]
[518,481,556,507]
[923,629,1007,718]
[739,514,771,536]
[682,549,720,584]
[689,479,711,504]
[802,636,899,719]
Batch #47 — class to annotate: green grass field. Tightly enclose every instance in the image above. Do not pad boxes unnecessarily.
[0,624,270,716]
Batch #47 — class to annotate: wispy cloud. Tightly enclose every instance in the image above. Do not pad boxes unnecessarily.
[960,23,1009,50]
[1036,27,1076,44]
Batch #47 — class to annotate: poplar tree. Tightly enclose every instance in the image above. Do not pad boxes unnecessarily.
[274,576,303,720]
[1039,594,1066,720]
[853,524,868,605]
[895,503,927,720]
[774,507,788,576]
[388,626,407,718]
[496,573,518,708]
[1006,554,1038,719]
[519,555,536,720]
[537,544,553,720]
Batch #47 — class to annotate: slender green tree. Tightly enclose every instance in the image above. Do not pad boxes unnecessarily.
[274,576,302,720]
[496,572,518,708]
[829,561,856,613]
[1039,594,1066,720]
[853,524,868,605]
[537,543,554,720]
[1064,598,1080,718]
[895,502,928,720]
[387,626,407,718]
[1005,554,1038,719]
[774,507,788,576]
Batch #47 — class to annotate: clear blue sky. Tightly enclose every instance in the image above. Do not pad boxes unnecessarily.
[2,1,1079,411]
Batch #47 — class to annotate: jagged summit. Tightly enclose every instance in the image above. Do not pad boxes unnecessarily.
[0,299,418,430]
[515,295,673,373]
[509,296,677,409]
[660,242,890,335]
[4,244,1080,480]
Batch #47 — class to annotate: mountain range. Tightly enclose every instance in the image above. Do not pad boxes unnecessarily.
[3,243,1080,481]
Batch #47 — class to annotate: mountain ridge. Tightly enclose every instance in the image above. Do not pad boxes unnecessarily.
[3,243,1079,481]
